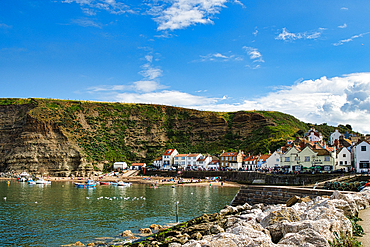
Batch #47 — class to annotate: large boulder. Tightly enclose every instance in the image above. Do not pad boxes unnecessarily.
[260,206,300,228]
[277,228,329,246]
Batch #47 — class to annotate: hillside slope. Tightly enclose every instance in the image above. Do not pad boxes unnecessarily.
[0,98,354,176]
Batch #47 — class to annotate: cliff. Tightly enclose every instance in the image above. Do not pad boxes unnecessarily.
[0,98,353,176]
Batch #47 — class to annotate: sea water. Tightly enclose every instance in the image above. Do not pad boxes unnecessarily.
[0,181,239,246]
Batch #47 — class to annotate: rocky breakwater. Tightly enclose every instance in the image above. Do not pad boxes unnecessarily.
[130,188,370,247]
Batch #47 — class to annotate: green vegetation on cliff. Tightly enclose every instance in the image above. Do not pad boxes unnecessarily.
[0,98,359,165]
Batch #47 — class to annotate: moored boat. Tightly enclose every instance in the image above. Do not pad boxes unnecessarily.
[75,180,96,188]
[117,181,131,187]
[36,179,51,185]
[99,181,110,185]
[28,178,36,185]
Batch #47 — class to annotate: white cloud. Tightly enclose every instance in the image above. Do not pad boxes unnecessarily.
[275,27,324,41]
[71,18,102,28]
[198,52,243,62]
[0,23,12,29]
[243,47,264,66]
[333,32,370,46]
[114,90,219,106]
[253,29,258,36]
[150,0,228,31]
[341,7,348,10]
[62,0,132,15]
[338,23,347,29]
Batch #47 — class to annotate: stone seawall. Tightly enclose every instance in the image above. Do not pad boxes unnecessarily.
[143,170,343,186]
[230,185,356,206]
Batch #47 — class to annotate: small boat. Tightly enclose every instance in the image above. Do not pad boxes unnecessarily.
[110,182,117,186]
[99,181,110,185]
[75,180,96,188]
[117,181,131,187]
[28,178,36,185]
[36,179,51,185]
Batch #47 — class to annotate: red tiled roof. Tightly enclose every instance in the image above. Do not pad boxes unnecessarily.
[163,149,176,155]
[132,163,146,166]
[175,154,188,157]
[187,153,201,157]
[220,152,238,157]
[154,157,162,161]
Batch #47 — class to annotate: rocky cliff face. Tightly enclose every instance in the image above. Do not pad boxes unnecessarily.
[0,103,86,176]
[0,99,307,176]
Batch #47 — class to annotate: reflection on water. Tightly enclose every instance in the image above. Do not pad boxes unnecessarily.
[0,181,239,246]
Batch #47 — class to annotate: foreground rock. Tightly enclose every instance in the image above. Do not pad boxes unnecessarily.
[126,187,370,247]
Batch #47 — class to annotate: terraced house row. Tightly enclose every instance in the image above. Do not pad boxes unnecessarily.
[152,128,370,173]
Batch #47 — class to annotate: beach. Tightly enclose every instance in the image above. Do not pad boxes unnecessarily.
[0,174,241,187]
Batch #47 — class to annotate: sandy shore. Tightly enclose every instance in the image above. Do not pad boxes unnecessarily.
[0,175,241,187]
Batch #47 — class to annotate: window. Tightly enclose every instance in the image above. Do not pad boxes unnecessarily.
[345,161,347,165]
[343,154,346,157]
[276,158,279,162]
[360,162,369,168]
[305,156,310,162]
[285,157,290,162]
[361,146,367,151]
[325,156,330,161]
[340,161,343,165]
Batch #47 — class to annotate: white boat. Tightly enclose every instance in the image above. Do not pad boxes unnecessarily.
[36,179,51,185]
[117,181,131,187]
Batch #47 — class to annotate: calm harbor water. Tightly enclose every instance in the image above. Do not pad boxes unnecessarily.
[0,180,239,246]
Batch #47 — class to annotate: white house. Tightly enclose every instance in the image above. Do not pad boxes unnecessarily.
[131,163,146,170]
[153,157,162,168]
[207,159,220,170]
[196,155,213,170]
[265,151,281,168]
[162,149,179,170]
[186,153,202,169]
[353,141,370,173]
[174,154,188,169]
[336,147,352,172]
[243,155,258,171]
[306,128,323,142]
[113,162,127,171]
[330,129,342,146]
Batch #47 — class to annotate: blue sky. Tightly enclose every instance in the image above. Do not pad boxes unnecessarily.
[1,1,370,133]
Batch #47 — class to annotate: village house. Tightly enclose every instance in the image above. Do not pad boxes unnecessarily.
[312,148,335,171]
[161,149,179,170]
[352,141,370,173]
[265,151,281,168]
[336,147,352,172]
[130,163,146,170]
[196,155,213,170]
[305,128,323,143]
[173,154,188,169]
[243,155,258,171]
[207,157,220,170]
[113,162,127,171]
[220,150,245,170]
[280,146,300,172]
[256,154,271,168]
[153,157,162,168]
[330,129,342,146]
